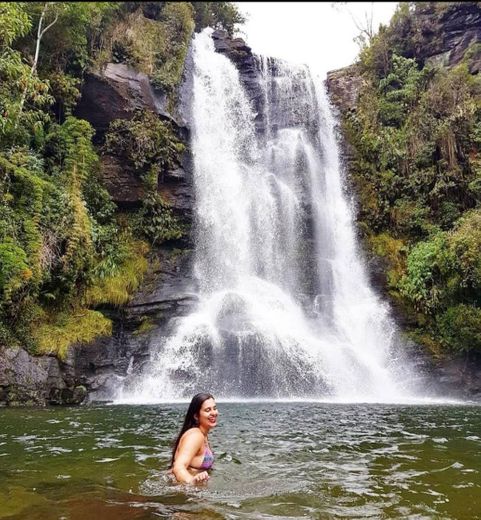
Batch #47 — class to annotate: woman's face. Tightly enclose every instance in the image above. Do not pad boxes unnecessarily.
[197,398,218,431]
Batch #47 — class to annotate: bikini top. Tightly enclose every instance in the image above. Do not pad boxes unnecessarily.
[188,444,214,471]
[199,444,214,470]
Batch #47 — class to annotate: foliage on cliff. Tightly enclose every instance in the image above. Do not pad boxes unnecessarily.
[104,110,185,244]
[0,2,244,355]
[342,2,481,355]
[92,2,244,98]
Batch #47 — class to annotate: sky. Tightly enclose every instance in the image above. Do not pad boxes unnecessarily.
[236,2,399,75]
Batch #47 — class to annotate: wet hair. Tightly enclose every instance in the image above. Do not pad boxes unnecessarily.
[170,392,215,468]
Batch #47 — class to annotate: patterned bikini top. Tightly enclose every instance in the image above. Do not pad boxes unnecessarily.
[199,444,214,470]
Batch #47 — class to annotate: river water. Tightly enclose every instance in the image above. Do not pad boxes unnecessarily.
[1,402,480,519]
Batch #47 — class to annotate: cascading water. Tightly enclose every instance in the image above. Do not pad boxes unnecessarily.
[121,29,418,402]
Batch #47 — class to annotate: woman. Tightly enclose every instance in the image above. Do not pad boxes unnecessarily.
[170,392,218,484]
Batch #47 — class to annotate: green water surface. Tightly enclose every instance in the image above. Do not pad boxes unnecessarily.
[0,402,480,519]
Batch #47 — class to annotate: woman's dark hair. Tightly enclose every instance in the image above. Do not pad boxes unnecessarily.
[170,392,214,468]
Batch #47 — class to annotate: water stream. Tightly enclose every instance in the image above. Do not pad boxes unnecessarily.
[121,29,420,403]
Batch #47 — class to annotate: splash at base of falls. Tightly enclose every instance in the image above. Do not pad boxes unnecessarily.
[117,29,422,403]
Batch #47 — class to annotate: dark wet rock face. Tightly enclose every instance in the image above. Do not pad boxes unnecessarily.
[74,62,192,212]
[417,2,481,71]
[73,58,198,398]
[75,63,178,139]
[100,154,144,208]
[211,29,267,135]
[434,354,481,398]
[211,29,259,101]
[0,347,83,407]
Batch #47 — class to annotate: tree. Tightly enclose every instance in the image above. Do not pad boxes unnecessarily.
[191,2,245,36]
[331,2,375,49]
[0,3,52,147]
[14,2,60,128]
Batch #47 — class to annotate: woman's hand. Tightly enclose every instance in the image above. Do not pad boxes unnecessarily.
[191,471,209,484]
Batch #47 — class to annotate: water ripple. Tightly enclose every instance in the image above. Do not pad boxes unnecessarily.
[0,403,480,519]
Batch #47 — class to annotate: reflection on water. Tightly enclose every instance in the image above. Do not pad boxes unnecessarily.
[1,403,481,519]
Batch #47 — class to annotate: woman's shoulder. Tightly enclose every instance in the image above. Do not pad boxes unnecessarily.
[181,427,204,442]
[178,428,204,452]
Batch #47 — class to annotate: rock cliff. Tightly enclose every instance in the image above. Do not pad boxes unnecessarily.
[414,2,481,71]
[326,2,481,118]
[1,60,196,406]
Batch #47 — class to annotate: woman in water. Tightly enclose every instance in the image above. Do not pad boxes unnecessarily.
[170,392,218,484]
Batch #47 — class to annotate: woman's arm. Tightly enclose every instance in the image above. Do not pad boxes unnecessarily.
[172,430,209,484]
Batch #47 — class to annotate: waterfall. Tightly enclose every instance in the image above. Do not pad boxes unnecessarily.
[121,29,418,402]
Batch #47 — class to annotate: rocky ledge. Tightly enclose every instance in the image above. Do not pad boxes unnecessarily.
[75,62,193,217]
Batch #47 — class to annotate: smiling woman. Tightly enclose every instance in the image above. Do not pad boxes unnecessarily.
[170,393,219,484]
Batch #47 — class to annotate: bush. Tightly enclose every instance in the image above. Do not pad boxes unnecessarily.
[438,305,481,352]
[0,240,32,302]
[448,210,481,294]
[104,110,184,172]
[33,308,112,359]
[83,238,149,307]
[399,233,454,313]
[191,2,245,36]
[93,3,195,100]
[367,232,406,289]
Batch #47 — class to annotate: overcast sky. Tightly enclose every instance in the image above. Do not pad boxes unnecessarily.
[236,2,399,75]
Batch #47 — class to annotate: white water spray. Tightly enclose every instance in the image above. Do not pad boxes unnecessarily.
[120,29,418,403]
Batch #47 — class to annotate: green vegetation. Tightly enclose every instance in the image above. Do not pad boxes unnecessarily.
[0,2,244,356]
[134,316,156,336]
[104,110,185,244]
[92,2,245,106]
[191,2,246,36]
[83,238,149,307]
[94,2,194,101]
[33,308,112,360]
[343,2,481,355]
